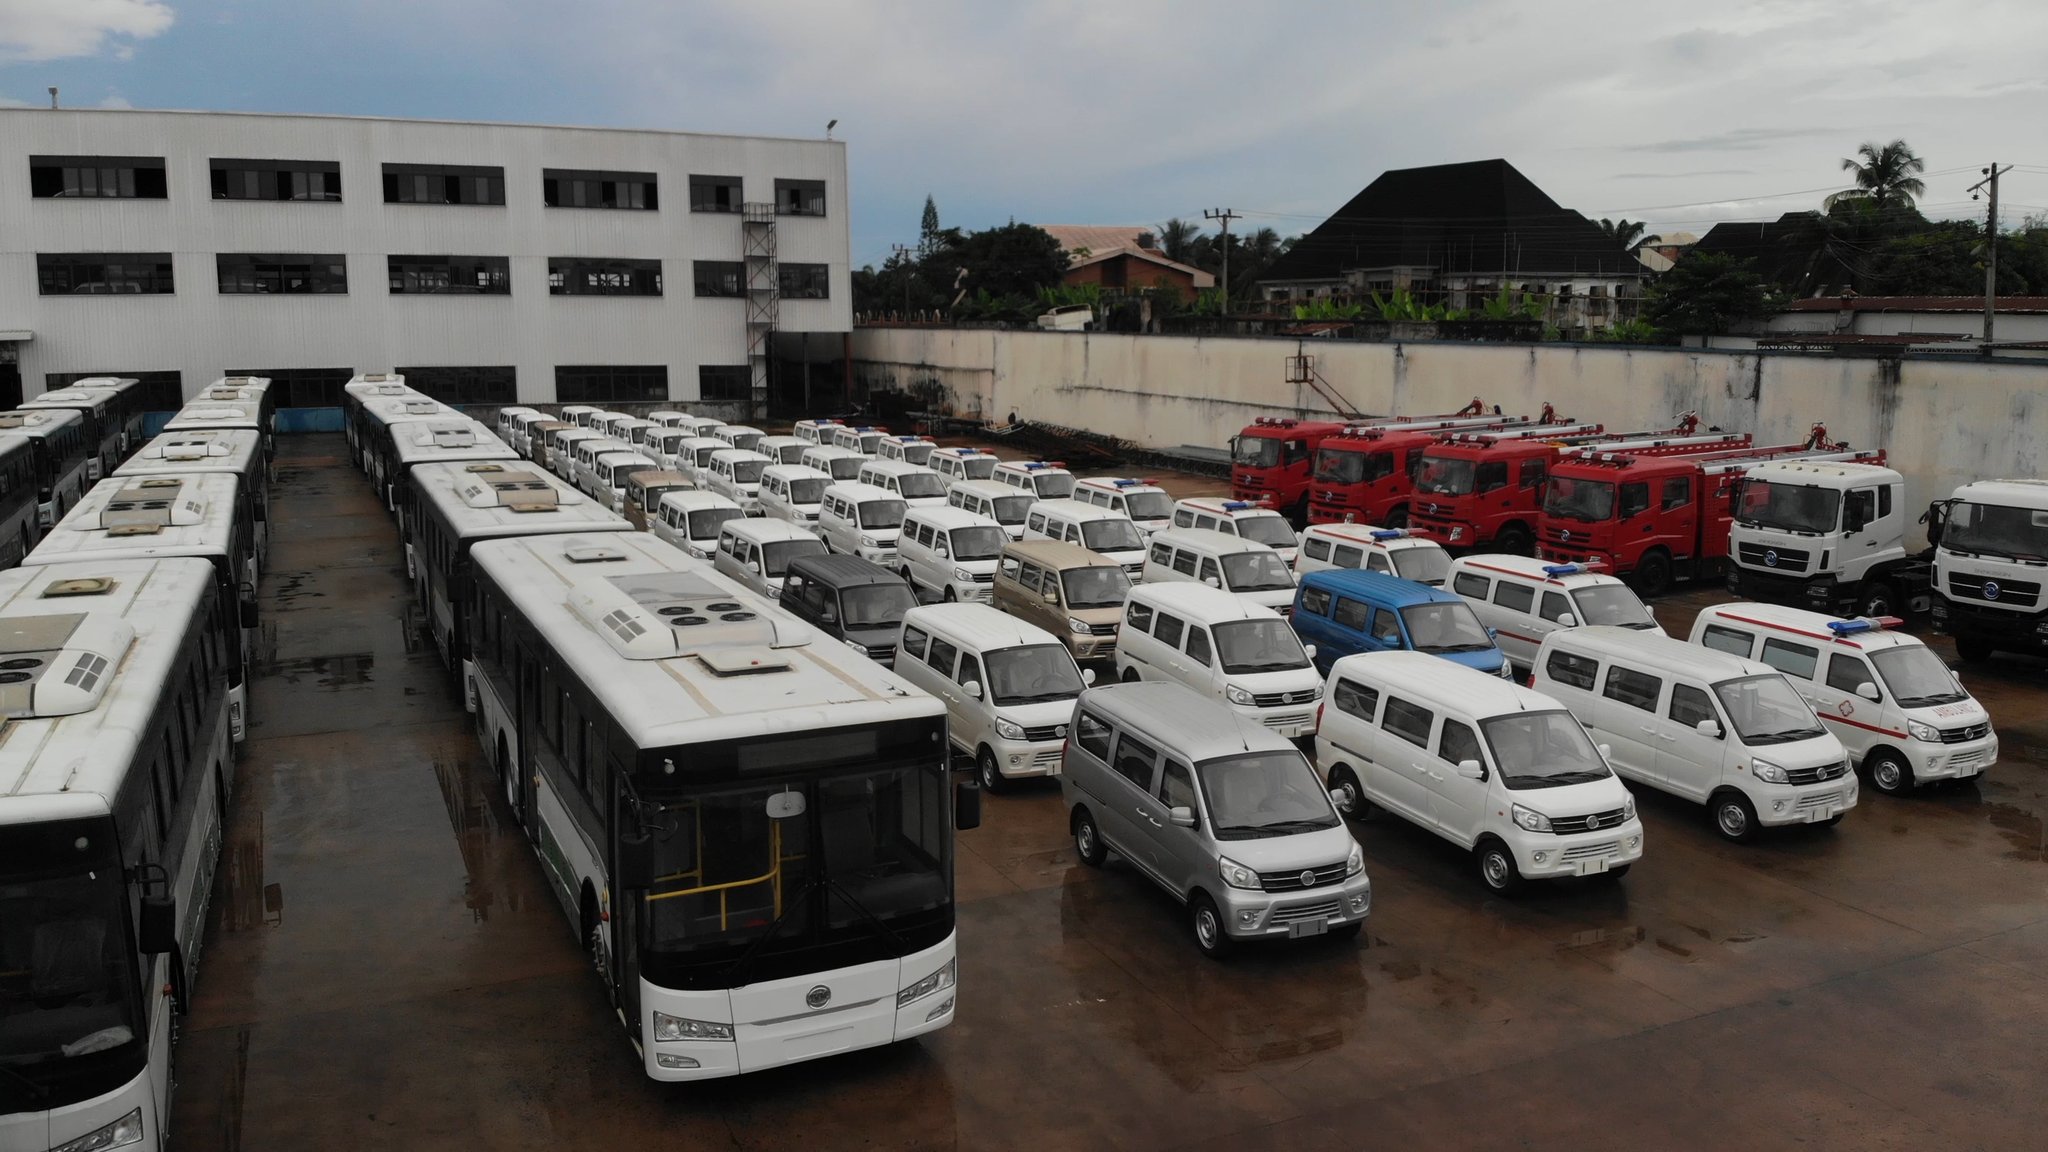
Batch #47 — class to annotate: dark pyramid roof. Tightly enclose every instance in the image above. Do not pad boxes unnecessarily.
[1690,212,1858,297]
[1260,159,1643,284]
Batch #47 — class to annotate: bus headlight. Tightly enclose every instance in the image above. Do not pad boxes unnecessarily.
[652,1012,734,1042]
[52,1108,143,1152]
[1907,719,1941,743]
[897,959,956,1007]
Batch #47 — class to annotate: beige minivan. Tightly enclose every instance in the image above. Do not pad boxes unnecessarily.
[994,539,1131,662]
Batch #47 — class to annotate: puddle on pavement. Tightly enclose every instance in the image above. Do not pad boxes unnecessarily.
[254,651,375,688]
[430,755,530,922]
[223,814,284,932]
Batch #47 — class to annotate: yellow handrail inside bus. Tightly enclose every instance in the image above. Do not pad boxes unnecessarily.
[645,823,796,932]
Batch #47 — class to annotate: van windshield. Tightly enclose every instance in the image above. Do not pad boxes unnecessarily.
[899,443,934,466]
[991,495,1034,526]
[1081,519,1145,554]
[856,499,907,530]
[1031,473,1075,500]
[1199,752,1341,840]
[983,644,1087,706]
[1544,477,1615,522]
[731,460,766,485]
[1212,619,1311,673]
[825,457,863,481]
[788,478,827,505]
[1712,674,1826,745]
[895,472,946,500]
[949,526,1008,562]
[688,508,743,539]
[1870,645,1968,707]
[1480,711,1613,789]
[839,584,915,629]
[1399,602,1494,653]
[1235,516,1298,549]
[1390,545,1451,585]
[1220,552,1295,592]
[956,456,997,481]
[1124,491,1173,520]
[1061,566,1130,609]
[761,538,827,578]
[1571,585,1656,629]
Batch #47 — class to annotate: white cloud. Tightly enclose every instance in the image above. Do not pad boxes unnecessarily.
[0,0,174,63]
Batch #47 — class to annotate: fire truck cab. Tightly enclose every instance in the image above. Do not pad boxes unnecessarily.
[1306,411,1528,527]
[1408,421,1606,554]
[1229,417,1348,519]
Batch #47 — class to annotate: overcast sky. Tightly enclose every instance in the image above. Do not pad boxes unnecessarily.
[7,0,2048,266]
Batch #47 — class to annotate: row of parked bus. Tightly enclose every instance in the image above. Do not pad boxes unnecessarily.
[1,377,277,1152]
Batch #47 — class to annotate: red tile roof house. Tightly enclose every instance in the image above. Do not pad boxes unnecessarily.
[1041,226,1216,302]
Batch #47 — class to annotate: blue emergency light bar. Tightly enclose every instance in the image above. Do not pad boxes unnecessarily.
[1112,479,1141,488]
[1827,616,1903,635]
[1544,562,1595,576]
[1222,500,1251,511]
[1370,529,1407,541]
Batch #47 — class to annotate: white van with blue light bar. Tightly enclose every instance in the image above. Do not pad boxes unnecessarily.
[793,416,844,445]
[993,459,1076,502]
[1688,603,1996,795]
[1170,496,1299,565]
[830,425,891,456]
[930,446,1000,484]
[1294,522,1451,586]
[1074,476,1175,535]
[1447,555,1663,676]
[875,434,938,467]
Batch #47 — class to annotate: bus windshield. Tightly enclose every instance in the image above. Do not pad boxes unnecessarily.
[1544,477,1615,522]
[1231,437,1281,469]
[983,644,1087,706]
[1080,519,1145,554]
[1735,481,1840,535]
[0,819,144,1086]
[1942,501,2048,561]
[1061,566,1130,609]
[1416,455,1476,496]
[1400,602,1494,653]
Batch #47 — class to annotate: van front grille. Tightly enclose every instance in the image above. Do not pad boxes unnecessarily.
[1252,689,1318,708]
[1795,790,1844,809]
[1549,807,1628,835]
[1940,722,1990,743]
[1086,622,1120,636]
[1784,760,1849,786]
[1021,724,1066,743]
[1269,900,1342,924]
[1561,842,1620,862]
[1259,862,1349,892]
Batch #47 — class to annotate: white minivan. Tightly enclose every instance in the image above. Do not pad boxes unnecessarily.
[589,450,658,513]
[712,517,829,599]
[759,463,832,528]
[1023,500,1149,575]
[1448,556,1663,675]
[1316,651,1643,894]
[875,434,938,467]
[711,424,766,453]
[1170,497,1299,565]
[1295,523,1452,587]
[993,460,1076,502]
[897,506,1009,603]
[930,446,1000,484]
[705,448,774,513]
[756,434,808,466]
[800,445,868,484]
[1532,627,1857,841]
[818,481,908,564]
[1689,604,1997,795]
[1141,529,1297,614]
[651,490,746,560]
[895,604,1096,792]
[1073,477,1175,536]
[673,436,729,485]
[830,425,890,456]
[857,459,950,508]
[1116,583,1322,738]
[948,479,1033,540]
[793,417,844,445]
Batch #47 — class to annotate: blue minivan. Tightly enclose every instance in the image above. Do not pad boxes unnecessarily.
[1289,568,1513,679]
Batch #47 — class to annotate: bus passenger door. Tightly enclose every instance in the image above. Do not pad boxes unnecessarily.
[513,653,540,835]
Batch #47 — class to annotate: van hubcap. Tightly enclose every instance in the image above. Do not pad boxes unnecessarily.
[1718,803,1748,837]
[1874,759,1903,791]
[1196,908,1219,948]
[1482,852,1510,887]
[1076,821,1094,856]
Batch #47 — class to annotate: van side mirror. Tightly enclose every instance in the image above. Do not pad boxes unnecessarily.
[1597,742,1613,760]
[1694,719,1723,739]
[1455,758,1485,780]
[955,777,983,830]
[1081,667,1097,685]
[1557,613,1577,628]
[1043,587,1061,605]
[138,892,177,955]
[1203,576,1220,588]
[1302,643,1318,661]
[616,827,657,890]
[1855,682,1881,703]
[1486,626,1499,639]
[963,680,983,700]
[1167,805,1197,828]
[748,560,761,575]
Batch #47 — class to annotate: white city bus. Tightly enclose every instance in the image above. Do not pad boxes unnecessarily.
[399,460,632,690]
[0,408,92,530]
[466,531,975,1080]
[341,373,414,465]
[168,378,276,466]
[50,375,150,454]
[21,384,126,482]
[25,474,258,741]
[355,400,464,507]
[0,556,239,1152]
[0,437,41,568]
[115,428,272,577]
[385,417,518,516]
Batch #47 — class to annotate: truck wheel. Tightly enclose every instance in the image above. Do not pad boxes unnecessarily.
[1385,506,1410,529]
[1855,581,1898,619]
[1955,634,1996,664]
[1495,524,1534,557]
[1633,549,1674,597]
[1866,749,1916,795]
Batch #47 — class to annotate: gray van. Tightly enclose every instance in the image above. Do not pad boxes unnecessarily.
[1060,681,1369,957]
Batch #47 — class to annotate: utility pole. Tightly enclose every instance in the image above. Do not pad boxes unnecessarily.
[1204,207,1239,313]
[890,244,914,319]
[1969,163,2013,345]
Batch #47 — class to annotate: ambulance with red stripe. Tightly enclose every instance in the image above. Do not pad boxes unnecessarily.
[1445,555,1663,677]
[1687,603,1996,796]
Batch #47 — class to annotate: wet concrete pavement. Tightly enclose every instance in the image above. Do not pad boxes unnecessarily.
[170,435,2048,1150]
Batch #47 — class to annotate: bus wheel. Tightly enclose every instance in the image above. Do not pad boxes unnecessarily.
[1633,549,1674,597]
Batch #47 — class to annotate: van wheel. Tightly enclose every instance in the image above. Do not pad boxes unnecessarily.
[1633,549,1674,597]
[1120,667,1141,684]
[977,746,1005,794]
[1475,839,1525,895]
[1072,807,1107,867]
[1855,581,1898,619]
[943,587,958,603]
[1712,791,1759,842]
[1866,749,1915,795]
[1191,893,1233,959]
[1327,764,1370,821]
[1954,634,1995,664]
[1495,523,1534,557]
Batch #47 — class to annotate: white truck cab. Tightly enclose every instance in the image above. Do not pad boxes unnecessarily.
[1929,478,2048,663]
[1730,460,1927,618]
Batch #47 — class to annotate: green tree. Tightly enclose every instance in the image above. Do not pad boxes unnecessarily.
[918,195,942,258]
[1642,252,1777,336]
[1834,139,1927,211]
[1597,218,1655,252]
[1155,217,1205,264]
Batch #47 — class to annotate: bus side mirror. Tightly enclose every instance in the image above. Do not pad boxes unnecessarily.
[617,828,656,890]
[1695,720,1723,739]
[138,893,177,955]
[955,777,982,830]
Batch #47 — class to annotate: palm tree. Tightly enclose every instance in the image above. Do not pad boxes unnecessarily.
[1598,218,1656,252]
[1837,139,1926,210]
[1155,217,1206,264]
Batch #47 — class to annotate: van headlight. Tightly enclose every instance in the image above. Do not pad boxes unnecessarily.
[1510,803,1552,833]
[1749,757,1789,784]
[897,959,956,1007]
[1224,685,1255,706]
[1906,719,1941,743]
[954,567,975,582]
[1345,841,1365,876]
[861,534,882,548]
[1623,793,1637,820]
[51,1108,143,1152]
[652,1012,735,1042]
[995,717,1026,740]
[1068,616,1090,634]
[844,638,868,653]
[1218,855,1261,890]
[1497,662,1515,680]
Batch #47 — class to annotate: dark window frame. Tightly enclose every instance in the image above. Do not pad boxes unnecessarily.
[395,366,518,406]
[689,174,743,213]
[209,158,342,203]
[778,262,830,300]
[388,254,511,295]
[216,252,349,295]
[36,252,174,296]
[554,365,669,405]
[381,163,506,206]
[548,257,662,297]
[29,155,167,199]
[693,261,744,298]
[228,367,353,409]
[542,168,658,211]
[774,178,827,217]
[698,366,751,403]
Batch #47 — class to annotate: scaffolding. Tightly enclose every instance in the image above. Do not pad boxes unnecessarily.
[742,202,779,415]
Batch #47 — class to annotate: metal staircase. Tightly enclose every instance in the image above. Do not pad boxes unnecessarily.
[742,203,779,415]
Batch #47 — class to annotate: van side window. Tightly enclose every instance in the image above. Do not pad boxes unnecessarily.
[1199,558,1221,585]
[956,653,982,690]
[1149,542,1172,566]
[1370,609,1401,646]
[1075,711,1113,759]
[999,556,1021,580]
[1300,586,1333,616]
[949,490,966,509]
[928,638,960,678]
[1304,536,1332,562]
[1173,509,1194,528]
[1760,637,1819,680]
[1382,697,1434,747]
[1111,733,1160,789]
[1540,591,1573,623]
[1158,761,1197,810]
[1438,720,1483,773]
[1154,613,1185,648]
[1170,550,1198,577]
[1603,666,1663,712]
[1670,683,1717,727]
[1661,477,1691,510]
[1452,572,1491,599]
[1184,627,1212,666]
[901,626,930,662]
[1366,552,1392,574]
[1700,624,1754,658]
[1332,545,1363,569]
[1125,601,1154,633]
[1332,679,1379,721]
[1826,652,1875,695]
[1027,513,1047,534]
[1333,597,1371,631]
[1493,581,1535,613]
[1546,650,1599,690]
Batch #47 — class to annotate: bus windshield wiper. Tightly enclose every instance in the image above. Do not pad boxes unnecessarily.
[823,876,911,956]
[722,875,822,984]
[0,1061,49,1103]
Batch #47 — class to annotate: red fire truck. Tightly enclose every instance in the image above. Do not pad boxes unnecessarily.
[1538,424,1883,594]
[1230,398,1490,519]
[1307,404,1564,526]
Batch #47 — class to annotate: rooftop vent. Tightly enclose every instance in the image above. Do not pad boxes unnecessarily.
[456,467,565,512]
[564,543,626,564]
[567,570,809,661]
[98,479,203,535]
[402,401,440,416]
[177,406,249,421]
[410,423,477,449]
[0,610,134,718]
[154,434,231,461]
[0,413,49,430]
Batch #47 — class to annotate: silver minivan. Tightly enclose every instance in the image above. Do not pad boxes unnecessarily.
[1060,681,1369,958]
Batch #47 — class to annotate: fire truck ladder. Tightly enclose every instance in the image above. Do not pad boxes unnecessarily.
[1444,421,1607,445]
[1563,432,1754,461]
[1695,444,1885,475]
[1284,354,1366,420]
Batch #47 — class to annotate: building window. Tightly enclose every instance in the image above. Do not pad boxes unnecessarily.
[228,367,354,409]
[382,163,506,206]
[690,175,743,212]
[692,261,743,298]
[547,257,662,297]
[698,366,751,402]
[388,255,512,295]
[542,169,657,210]
[555,365,668,404]
[30,155,167,199]
[217,253,348,295]
[778,263,829,300]
[774,179,826,217]
[397,366,517,406]
[37,253,175,295]
[47,370,183,411]
[210,159,342,202]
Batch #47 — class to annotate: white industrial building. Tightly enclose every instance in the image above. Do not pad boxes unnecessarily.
[0,108,851,419]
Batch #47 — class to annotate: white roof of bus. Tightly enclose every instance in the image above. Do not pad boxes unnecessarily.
[59,376,141,392]
[361,396,458,427]
[345,374,409,397]
[21,387,116,413]
[118,429,263,476]
[0,408,83,438]
[468,532,942,748]
[25,473,243,567]
[164,400,261,431]
[408,461,632,538]
[390,418,517,466]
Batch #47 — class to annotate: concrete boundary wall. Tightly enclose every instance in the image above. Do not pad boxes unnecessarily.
[850,328,2048,544]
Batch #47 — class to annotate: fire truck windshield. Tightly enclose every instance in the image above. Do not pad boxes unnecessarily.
[1314,448,1392,485]
[1232,437,1281,468]
[1416,455,1475,496]
[1544,477,1615,522]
